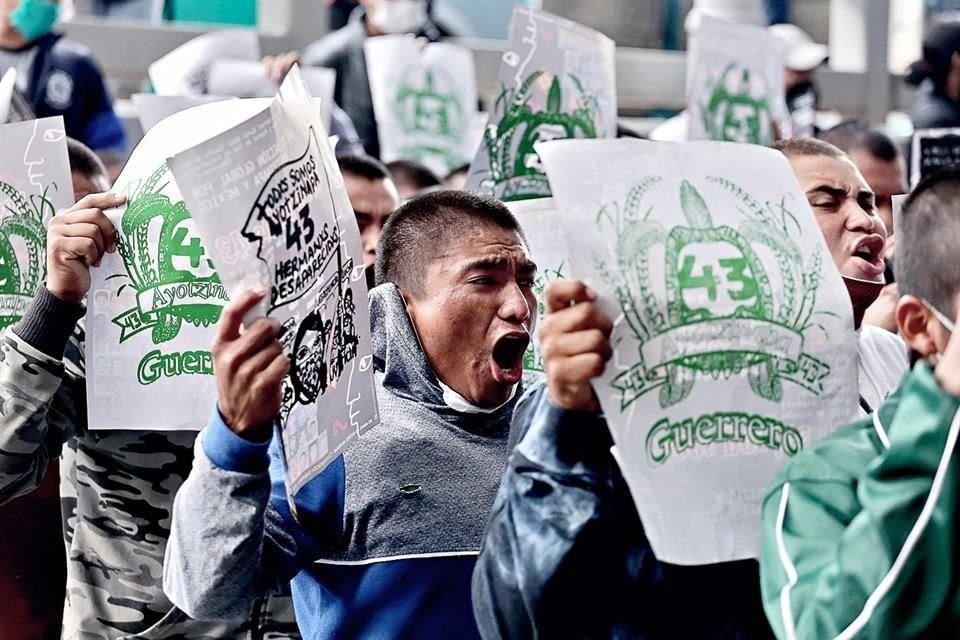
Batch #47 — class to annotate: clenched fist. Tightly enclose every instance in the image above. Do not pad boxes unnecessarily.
[212,289,290,441]
[539,279,613,413]
[46,192,125,303]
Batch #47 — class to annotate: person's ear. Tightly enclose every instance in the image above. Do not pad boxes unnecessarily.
[897,295,938,357]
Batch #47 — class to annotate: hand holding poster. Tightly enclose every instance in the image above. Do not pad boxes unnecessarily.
[465,6,616,202]
[168,67,379,494]
[686,16,790,145]
[86,99,272,431]
[538,138,857,564]
[0,118,72,327]
[365,36,479,177]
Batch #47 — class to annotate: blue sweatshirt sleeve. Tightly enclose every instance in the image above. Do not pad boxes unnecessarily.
[74,54,126,153]
[164,407,345,621]
[472,384,640,639]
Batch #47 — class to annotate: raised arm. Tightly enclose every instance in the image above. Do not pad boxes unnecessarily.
[0,192,123,503]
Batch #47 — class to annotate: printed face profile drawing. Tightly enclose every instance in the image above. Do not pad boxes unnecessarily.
[483,71,599,202]
[595,177,831,417]
[0,120,64,327]
[112,162,228,347]
[243,127,360,412]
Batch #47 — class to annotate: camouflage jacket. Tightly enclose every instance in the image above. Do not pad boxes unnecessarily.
[0,287,300,640]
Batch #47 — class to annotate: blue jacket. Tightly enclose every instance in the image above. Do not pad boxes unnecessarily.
[164,284,516,639]
[472,384,775,639]
[21,33,125,153]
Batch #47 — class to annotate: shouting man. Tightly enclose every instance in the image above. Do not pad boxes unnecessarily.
[164,190,537,639]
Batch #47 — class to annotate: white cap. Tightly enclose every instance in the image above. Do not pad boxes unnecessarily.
[769,23,828,71]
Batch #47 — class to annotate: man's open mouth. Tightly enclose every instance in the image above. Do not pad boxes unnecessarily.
[491,333,530,385]
[851,235,886,278]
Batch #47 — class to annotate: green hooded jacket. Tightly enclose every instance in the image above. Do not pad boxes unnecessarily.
[760,362,960,639]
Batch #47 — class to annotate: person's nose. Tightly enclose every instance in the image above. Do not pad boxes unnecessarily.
[499,281,532,325]
[361,229,377,267]
[845,200,882,236]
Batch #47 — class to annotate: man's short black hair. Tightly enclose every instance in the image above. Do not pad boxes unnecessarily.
[773,137,846,160]
[337,154,391,181]
[898,166,960,316]
[375,189,525,296]
[385,159,442,193]
[820,120,902,164]
[67,137,108,181]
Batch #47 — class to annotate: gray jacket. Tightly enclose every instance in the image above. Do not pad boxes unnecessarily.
[164,284,514,639]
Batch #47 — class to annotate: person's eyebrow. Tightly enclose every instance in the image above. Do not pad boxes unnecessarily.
[459,256,539,275]
[805,185,847,200]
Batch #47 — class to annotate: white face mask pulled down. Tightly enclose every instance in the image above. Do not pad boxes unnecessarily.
[438,379,517,415]
[368,0,427,35]
[923,298,956,364]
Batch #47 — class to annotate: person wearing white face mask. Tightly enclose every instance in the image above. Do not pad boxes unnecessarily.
[163,191,538,640]
[759,166,960,638]
[263,0,442,159]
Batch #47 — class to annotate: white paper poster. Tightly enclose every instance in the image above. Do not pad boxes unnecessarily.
[86,99,272,431]
[538,138,858,564]
[148,29,260,96]
[365,36,478,177]
[168,68,379,493]
[0,117,72,328]
[686,16,789,145]
[465,6,616,202]
[207,59,336,128]
[132,93,236,133]
[506,198,568,383]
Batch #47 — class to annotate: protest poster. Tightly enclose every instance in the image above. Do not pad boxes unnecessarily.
[538,138,857,564]
[148,29,260,96]
[86,99,271,431]
[686,15,790,145]
[207,60,336,128]
[0,117,71,328]
[505,198,568,384]
[131,93,236,133]
[465,6,616,202]
[168,67,379,494]
[910,127,960,188]
[365,36,479,177]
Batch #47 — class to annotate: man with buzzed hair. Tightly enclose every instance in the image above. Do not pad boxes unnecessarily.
[759,166,960,638]
[819,122,907,333]
[819,121,907,237]
[773,137,907,414]
[164,190,538,639]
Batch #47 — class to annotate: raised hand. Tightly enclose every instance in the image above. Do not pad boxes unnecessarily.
[540,279,614,413]
[212,289,290,441]
[46,192,125,303]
